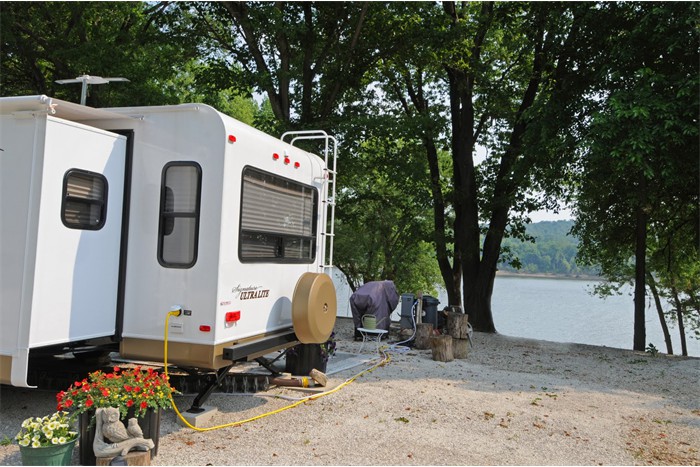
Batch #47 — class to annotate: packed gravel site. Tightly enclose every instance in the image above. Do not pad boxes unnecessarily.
[1,317,698,465]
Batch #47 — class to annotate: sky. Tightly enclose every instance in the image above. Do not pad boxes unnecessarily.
[529,207,574,223]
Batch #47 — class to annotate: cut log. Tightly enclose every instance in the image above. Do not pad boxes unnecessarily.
[453,338,469,359]
[97,451,151,466]
[309,368,328,387]
[445,312,470,339]
[430,335,453,362]
[414,323,434,350]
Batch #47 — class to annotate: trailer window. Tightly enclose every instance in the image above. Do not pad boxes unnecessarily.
[239,167,317,262]
[158,162,202,268]
[61,169,108,230]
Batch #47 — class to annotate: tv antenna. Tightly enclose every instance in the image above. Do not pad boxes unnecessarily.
[55,75,129,105]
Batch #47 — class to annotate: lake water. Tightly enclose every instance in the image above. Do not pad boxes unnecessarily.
[333,270,700,357]
[485,276,699,357]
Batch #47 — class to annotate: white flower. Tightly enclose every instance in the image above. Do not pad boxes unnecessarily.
[21,418,31,428]
[31,440,41,448]
[47,421,58,430]
[18,439,30,447]
[58,437,67,444]
[52,437,60,445]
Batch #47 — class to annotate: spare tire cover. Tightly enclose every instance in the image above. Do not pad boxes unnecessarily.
[292,272,337,343]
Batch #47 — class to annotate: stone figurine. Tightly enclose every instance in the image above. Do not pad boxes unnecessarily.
[93,407,155,458]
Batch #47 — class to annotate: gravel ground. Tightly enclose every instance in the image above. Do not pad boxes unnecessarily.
[1,317,699,465]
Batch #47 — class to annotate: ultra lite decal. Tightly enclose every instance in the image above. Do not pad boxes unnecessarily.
[232,284,270,300]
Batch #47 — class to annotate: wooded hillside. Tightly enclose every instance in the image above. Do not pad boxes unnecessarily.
[498,220,598,277]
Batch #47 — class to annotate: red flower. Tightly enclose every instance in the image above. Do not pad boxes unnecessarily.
[56,366,174,418]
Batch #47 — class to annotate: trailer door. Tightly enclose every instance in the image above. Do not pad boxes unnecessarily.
[28,117,126,347]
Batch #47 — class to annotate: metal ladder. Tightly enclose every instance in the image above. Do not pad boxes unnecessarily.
[280,130,337,272]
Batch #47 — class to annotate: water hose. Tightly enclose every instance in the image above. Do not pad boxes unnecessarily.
[163,310,390,432]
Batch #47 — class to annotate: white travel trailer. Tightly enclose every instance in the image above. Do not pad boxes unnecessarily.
[0,95,337,391]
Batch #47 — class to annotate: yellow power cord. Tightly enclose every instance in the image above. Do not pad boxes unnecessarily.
[164,310,390,432]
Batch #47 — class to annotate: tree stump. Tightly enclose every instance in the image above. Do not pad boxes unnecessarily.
[430,335,453,362]
[453,338,469,359]
[445,312,470,339]
[415,323,434,350]
[96,451,151,466]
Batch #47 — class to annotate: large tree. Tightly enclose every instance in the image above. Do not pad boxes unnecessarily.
[0,2,198,107]
[181,2,383,129]
[376,2,602,331]
[333,135,442,295]
[572,2,699,352]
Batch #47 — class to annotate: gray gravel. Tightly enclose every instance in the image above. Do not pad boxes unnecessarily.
[2,317,699,465]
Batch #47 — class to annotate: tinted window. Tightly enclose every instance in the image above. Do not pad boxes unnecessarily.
[61,169,108,230]
[158,162,202,268]
[239,167,317,262]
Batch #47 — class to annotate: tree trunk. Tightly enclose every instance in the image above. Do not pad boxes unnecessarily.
[430,335,454,362]
[452,338,470,359]
[424,137,461,307]
[633,175,647,352]
[442,1,492,319]
[445,312,470,339]
[671,286,688,356]
[647,273,673,355]
[464,268,497,332]
[415,323,434,350]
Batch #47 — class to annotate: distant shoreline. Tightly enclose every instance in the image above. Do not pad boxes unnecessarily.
[496,270,603,281]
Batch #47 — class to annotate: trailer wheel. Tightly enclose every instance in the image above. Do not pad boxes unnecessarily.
[292,272,337,343]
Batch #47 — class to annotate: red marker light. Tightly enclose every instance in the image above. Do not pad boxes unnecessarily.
[294,161,300,169]
[199,325,212,332]
[284,156,290,165]
[272,153,280,160]
[228,135,236,143]
[225,311,241,323]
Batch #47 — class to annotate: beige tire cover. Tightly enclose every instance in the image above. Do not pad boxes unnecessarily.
[292,272,337,343]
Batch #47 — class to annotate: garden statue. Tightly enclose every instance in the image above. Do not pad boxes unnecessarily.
[93,407,154,459]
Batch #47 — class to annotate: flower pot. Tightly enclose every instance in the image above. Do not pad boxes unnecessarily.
[78,408,161,466]
[285,343,327,376]
[19,438,76,466]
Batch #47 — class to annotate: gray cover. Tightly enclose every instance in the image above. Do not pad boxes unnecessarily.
[350,280,399,332]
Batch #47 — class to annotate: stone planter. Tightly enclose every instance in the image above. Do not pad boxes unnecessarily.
[78,408,161,465]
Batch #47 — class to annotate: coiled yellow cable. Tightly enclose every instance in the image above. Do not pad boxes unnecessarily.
[164,310,390,432]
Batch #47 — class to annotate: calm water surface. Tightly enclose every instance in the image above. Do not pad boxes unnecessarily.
[479,276,698,357]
